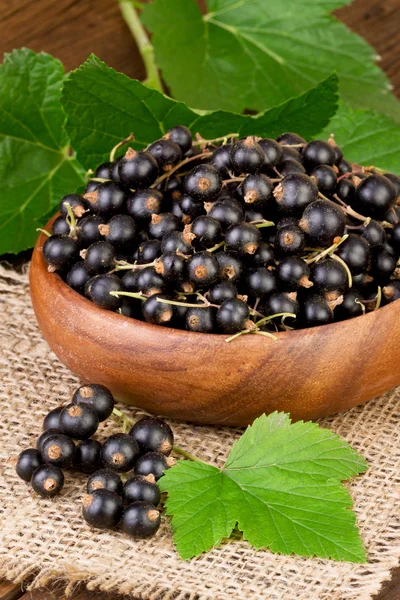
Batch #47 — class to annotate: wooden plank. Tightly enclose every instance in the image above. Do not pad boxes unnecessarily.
[0,581,25,600]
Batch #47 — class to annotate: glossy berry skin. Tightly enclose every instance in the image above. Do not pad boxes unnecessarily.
[311,259,348,294]
[191,216,222,248]
[258,138,283,168]
[276,132,306,146]
[334,290,364,321]
[86,274,124,310]
[36,428,63,453]
[127,189,163,223]
[120,270,140,292]
[87,182,126,216]
[299,294,333,328]
[59,403,99,440]
[242,174,272,207]
[216,252,243,282]
[336,234,370,275]
[186,306,216,333]
[155,252,186,282]
[361,220,386,248]
[231,137,264,174]
[129,417,174,456]
[337,159,352,175]
[121,501,161,539]
[245,268,277,299]
[216,298,249,333]
[302,140,336,168]
[84,241,115,275]
[43,235,79,271]
[137,240,162,263]
[184,165,222,201]
[180,194,205,219]
[299,200,346,246]
[135,451,172,480]
[310,165,337,195]
[95,161,112,179]
[275,225,305,255]
[384,206,400,225]
[274,174,318,216]
[352,174,396,218]
[136,267,166,295]
[277,257,311,292]
[31,464,64,498]
[280,146,303,164]
[123,475,161,506]
[118,149,159,189]
[243,242,275,269]
[75,439,103,474]
[52,215,70,236]
[370,249,396,284]
[263,292,299,318]
[391,222,400,253]
[110,158,121,182]
[279,160,306,177]
[188,252,219,286]
[100,215,137,248]
[383,281,400,303]
[43,407,63,431]
[102,433,140,473]
[336,178,355,203]
[87,469,123,495]
[149,213,180,239]
[66,262,91,295]
[142,294,175,326]
[85,180,100,193]
[59,194,88,218]
[164,125,192,154]
[41,433,76,468]
[82,490,123,529]
[208,199,244,231]
[16,448,43,482]
[385,173,400,198]
[211,144,233,176]
[225,223,261,255]
[72,384,115,422]
[161,232,193,255]
[76,215,104,247]
[209,281,237,304]
[147,139,182,171]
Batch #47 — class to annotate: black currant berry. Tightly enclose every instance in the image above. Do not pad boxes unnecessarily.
[163,125,192,154]
[352,174,396,218]
[208,198,244,231]
[16,448,43,482]
[299,294,333,328]
[36,428,62,453]
[130,416,174,456]
[383,281,400,303]
[370,248,396,284]
[86,274,124,310]
[99,215,137,248]
[180,194,205,219]
[184,165,222,201]
[102,433,140,472]
[245,268,277,299]
[241,173,273,207]
[123,475,161,506]
[188,251,220,286]
[31,464,64,498]
[273,173,318,216]
[137,239,162,263]
[243,242,275,269]
[263,292,299,318]
[385,173,400,198]
[43,407,63,431]
[85,180,100,193]
[311,258,348,294]
[41,433,76,468]
[135,451,174,480]
[279,160,307,177]
[310,165,337,195]
[76,215,104,247]
[155,252,186,281]
[211,144,233,176]
[230,137,264,174]
[276,132,306,146]
[391,222,400,253]
[121,501,161,539]
[66,261,91,295]
[95,161,112,179]
[59,194,88,218]
[83,241,115,275]
[186,306,216,333]
[43,235,79,271]
[209,281,238,304]
[225,223,261,255]
[281,146,303,163]
[337,160,353,175]
[191,215,222,248]
[336,178,355,203]
[384,206,400,225]
[148,213,180,239]
[75,439,103,474]
[142,294,175,326]
[334,290,365,321]
[277,256,312,291]
[118,148,159,189]
[329,139,343,164]
[302,140,336,168]
[258,138,283,168]
[82,489,123,529]
[110,158,121,182]
[85,182,126,216]
[147,139,182,171]
[216,251,243,282]
[136,267,166,295]
[245,208,265,223]
[87,469,123,495]
[72,384,115,422]
[299,200,346,246]
[127,189,163,223]
[121,269,140,292]
[52,215,70,236]
[336,234,370,275]
[161,231,193,255]
[361,220,386,248]
[162,175,183,201]
[59,403,99,440]
[275,224,305,255]
[216,298,250,333]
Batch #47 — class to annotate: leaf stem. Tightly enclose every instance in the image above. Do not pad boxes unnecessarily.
[119,1,163,92]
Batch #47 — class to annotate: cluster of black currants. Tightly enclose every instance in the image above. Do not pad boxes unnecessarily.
[41,125,400,337]
[15,383,174,538]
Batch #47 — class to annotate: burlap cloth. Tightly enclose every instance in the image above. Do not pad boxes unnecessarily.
[0,264,399,600]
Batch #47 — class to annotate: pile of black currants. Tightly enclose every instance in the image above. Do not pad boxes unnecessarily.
[41,126,400,338]
[15,383,174,538]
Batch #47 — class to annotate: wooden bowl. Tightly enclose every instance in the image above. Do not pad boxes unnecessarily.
[30,223,400,426]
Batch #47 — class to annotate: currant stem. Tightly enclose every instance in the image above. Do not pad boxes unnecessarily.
[192,134,239,147]
[110,133,135,162]
[253,220,275,228]
[110,291,147,301]
[151,151,213,188]
[255,312,296,327]
[114,260,156,271]
[305,234,349,265]
[156,298,209,309]
[331,253,353,288]
[64,203,78,239]
[375,286,382,311]
[119,1,163,92]
[208,241,225,253]
[36,228,51,237]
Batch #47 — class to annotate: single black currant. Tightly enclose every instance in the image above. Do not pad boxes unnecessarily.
[180,194,206,218]
[76,215,105,247]
[275,224,305,255]
[59,403,99,440]
[352,174,396,218]
[273,173,318,216]
[161,231,193,255]
[280,146,303,164]
[299,294,333,328]
[41,433,76,468]
[334,290,365,321]
[86,274,124,310]
[95,162,112,179]
[121,269,140,292]
[279,160,307,177]
[118,148,159,189]
[161,175,183,201]
[336,234,371,275]
[385,173,400,199]
[72,384,115,422]
[208,198,244,231]
[85,182,127,216]
[36,428,63,453]
[188,251,220,286]
[121,501,161,539]
[383,281,400,303]
[75,439,103,474]
[361,219,386,248]
[16,448,43,482]
[276,132,306,146]
[66,262,91,295]
[370,248,396,284]
[245,208,265,223]
[31,464,64,498]
[126,189,163,223]
[129,416,174,456]
[99,214,137,247]
[135,451,174,480]
[191,215,222,248]
[83,241,116,275]
[59,194,88,218]
[302,140,336,168]
[216,251,243,282]
[163,125,192,154]
[391,222,400,253]
[245,268,277,299]
[43,235,79,271]
[110,157,121,182]
[263,292,299,318]
[230,137,264,174]
[310,165,337,195]
[216,298,250,333]
[258,138,283,168]
[136,267,166,295]
[241,173,273,208]
[43,407,63,431]
[337,160,353,175]
[299,200,346,246]
[142,293,175,326]
[123,475,161,506]
[336,178,355,203]
[184,164,222,201]
[329,139,344,164]
[148,212,181,239]
[209,281,238,304]
[277,256,312,291]
[137,239,162,263]
[87,469,123,495]
[186,306,216,333]
[102,433,140,472]
[225,223,261,255]
[384,206,400,225]
[82,489,123,529]
[311,258,348,294]
[85,180,100,193]
[147,139,182,171]
[243,242,275,269]
[52,215,70,236]
[154,252,186,281]
[211,144,233,176]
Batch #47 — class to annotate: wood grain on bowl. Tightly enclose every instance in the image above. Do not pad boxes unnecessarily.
[29,222,400,426]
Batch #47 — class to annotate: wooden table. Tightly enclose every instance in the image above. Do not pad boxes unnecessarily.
[0,0,399,597]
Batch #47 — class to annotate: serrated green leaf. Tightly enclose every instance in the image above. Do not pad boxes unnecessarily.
[319,102,400,176]
[160,412,367,562]
[142,0,399,121]
[0,49,85,254]
[62,55,338,169]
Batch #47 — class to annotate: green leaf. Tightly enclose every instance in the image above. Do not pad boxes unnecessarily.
[160,412,368,562]
[62,55,338,169]
[0,49,85,254]
[142,0,399,121]
[319,102,400,176]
